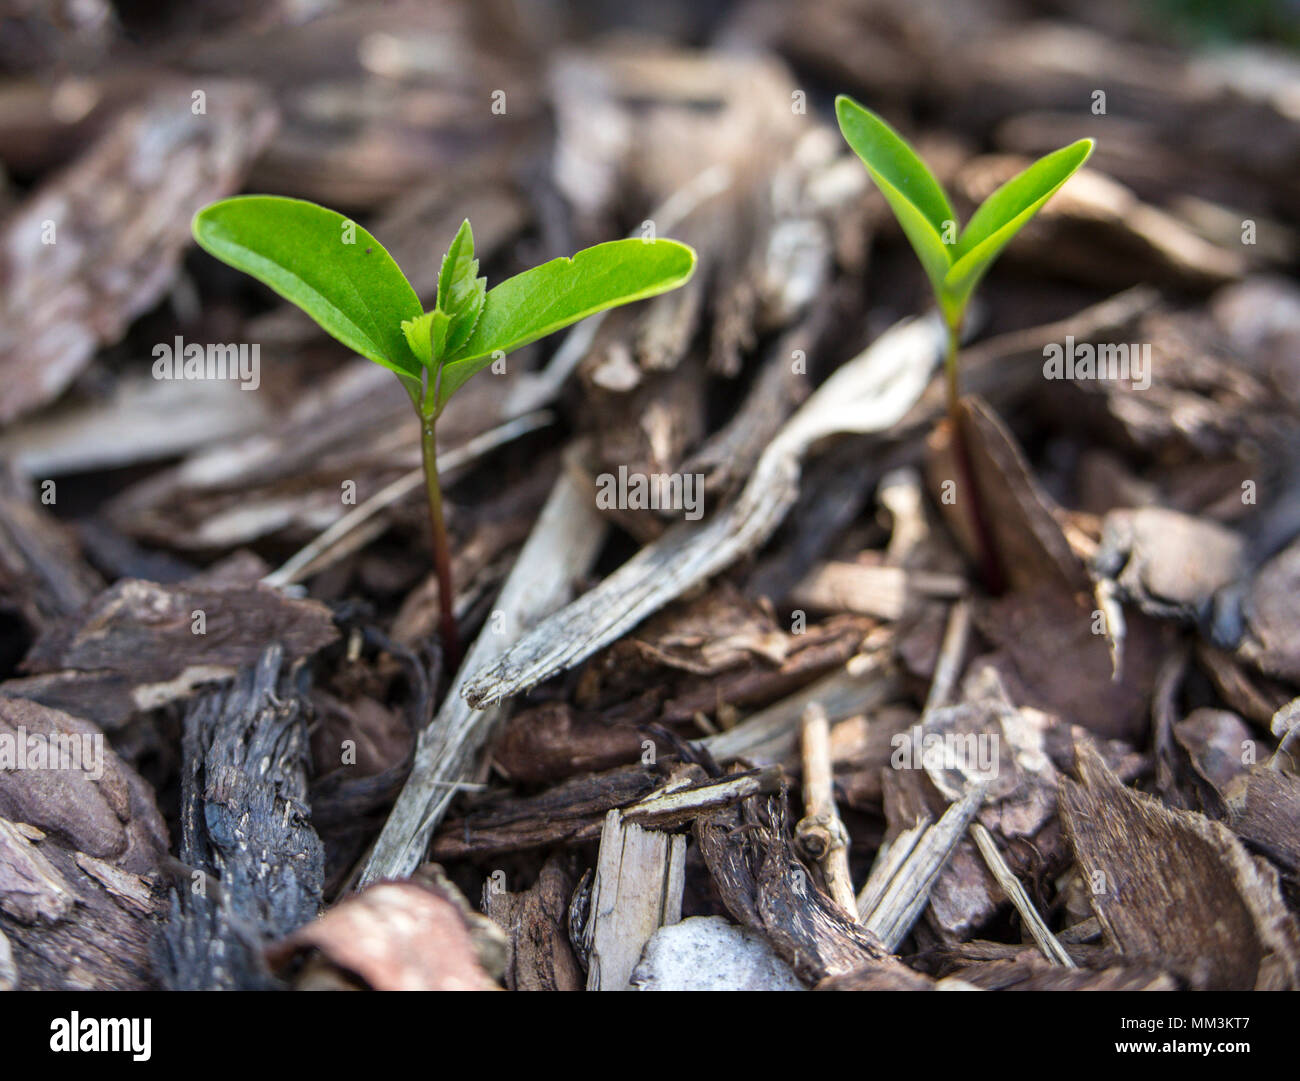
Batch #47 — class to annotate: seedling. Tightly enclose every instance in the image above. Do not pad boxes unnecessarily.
[835,95,1092,589]
[192,196,696,664]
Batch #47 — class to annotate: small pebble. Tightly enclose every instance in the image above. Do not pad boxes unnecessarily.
[628,916,805,991]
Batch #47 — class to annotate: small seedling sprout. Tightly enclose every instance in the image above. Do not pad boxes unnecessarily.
[835,95,1093,589]
[193,197,696,665]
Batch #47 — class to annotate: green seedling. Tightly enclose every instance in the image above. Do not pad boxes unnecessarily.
[835,94,1092,589]
[193,196,696,664]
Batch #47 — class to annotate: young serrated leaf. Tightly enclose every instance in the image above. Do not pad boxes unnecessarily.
[443,291,484,360]
[192,196,423,387]
[436,220,487,361]
[401,310,450,367]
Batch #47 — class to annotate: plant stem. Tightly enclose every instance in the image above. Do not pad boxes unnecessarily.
[944,319,962,425]
[944,319,1004,595]
[420,417,460,669]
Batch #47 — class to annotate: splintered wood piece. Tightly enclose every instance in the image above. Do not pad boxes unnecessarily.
[970,822,1074,967]
[796,704,857,920]
[159,645,324,991]
[362,462,607,884]
[1059,740,1300,990]
[463,314,946,708]
[432,766,659,861]
[681,309,823,495]
[583,811,686,992]
[860,785,986,951]
[856,817,931,921]
[506,163,734,415]
[624,767,782,830]
[923,598,971,714]
[483,854,583,992]
[0,374,272,480]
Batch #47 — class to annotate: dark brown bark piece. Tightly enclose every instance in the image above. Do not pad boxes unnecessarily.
[1224,767,1300,881]
[816,963,936,990]
[1242,538,1300,681]
[971,591,1167,744]
[951,954,1177,991]
[0,496,103,638]
[1172,707,1253,806]
[695,787,896,984]
[433,764,661,860]
[433,762,779,860]
[929,395,1093,598]
[483,853,584,992]
[0,697,167,989]
[157,646,324,990]
[1059,739,1300,990]
[493,703,646,786]
[8,578,337,731]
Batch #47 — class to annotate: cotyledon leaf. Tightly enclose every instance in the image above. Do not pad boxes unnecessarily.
[192,195,424,383]
[835,94,1094,329]
[835,95,956,300]
[943,138,1094,315]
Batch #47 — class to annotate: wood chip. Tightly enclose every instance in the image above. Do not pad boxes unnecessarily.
[1059,739,1300,990]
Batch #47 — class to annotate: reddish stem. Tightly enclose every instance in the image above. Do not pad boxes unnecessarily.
[420,418,460,670]
[945,321,1004,595]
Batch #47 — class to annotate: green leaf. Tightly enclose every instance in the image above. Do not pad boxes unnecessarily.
[944,138,1093,317]
[835,95,1094,329]
[192,196,423,383]
[401,309,447,366]
[835,95,956,298]
[433,237,697,409]
[436,219,488,359]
